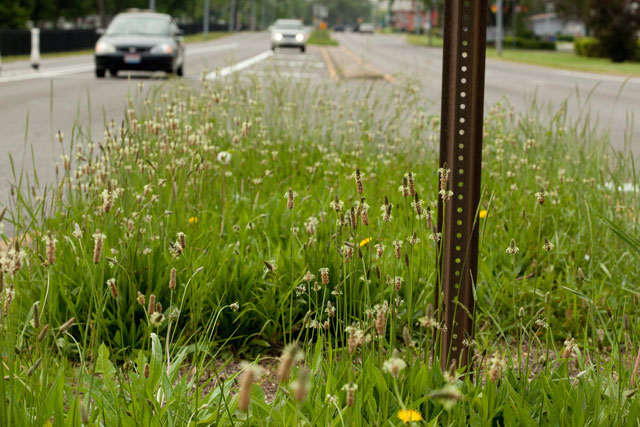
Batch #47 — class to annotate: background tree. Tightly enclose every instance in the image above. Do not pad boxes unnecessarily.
[587,0,640,62]
[0,0,33,28]
[554,0,588,19]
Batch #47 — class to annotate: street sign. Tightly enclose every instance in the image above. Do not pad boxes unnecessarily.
[437,0,487,372]
[313,4,328,19]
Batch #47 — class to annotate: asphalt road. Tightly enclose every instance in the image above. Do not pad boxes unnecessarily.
[334,32,640,155]
[1,31,638,218]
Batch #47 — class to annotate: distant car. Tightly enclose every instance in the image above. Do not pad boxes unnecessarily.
[344,25,354,32]
[359,23,374,34]
[271,19,307,52]
[94,11,185,78]
[333,24,345,32]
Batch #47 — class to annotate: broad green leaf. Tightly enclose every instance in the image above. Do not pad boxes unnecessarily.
[96,343,116,379]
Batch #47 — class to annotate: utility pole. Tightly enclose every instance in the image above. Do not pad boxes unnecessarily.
[149,0,155,12]
[545,2,554,40]
[511,0,517,47]
[98,0,106,29]
[428,1,434,46]
[204,0,210,37]
[496,0,503,56]
[261,0,266,29]
[251,0,256,31]
[229,0,237,31]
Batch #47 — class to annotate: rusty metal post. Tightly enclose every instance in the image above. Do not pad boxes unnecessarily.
[437,0,487,371]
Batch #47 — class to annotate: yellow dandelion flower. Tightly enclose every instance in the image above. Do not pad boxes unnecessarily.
[397,409,422,423]
[189,217,198,224]
[359,237,372,247]
[479,209,487,219]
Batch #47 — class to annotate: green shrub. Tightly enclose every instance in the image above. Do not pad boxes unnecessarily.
[490,36,556,50]
[574,37,606,58]
[575,37,640,61]
[556,34,575,42]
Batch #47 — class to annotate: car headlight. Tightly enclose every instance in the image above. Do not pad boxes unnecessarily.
[295,33,304,42]
[274,33,283,41]
[95,41,116,54]
[150,44,173,54]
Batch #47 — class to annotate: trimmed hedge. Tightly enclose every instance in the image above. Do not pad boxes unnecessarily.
[556,34,575,42]
[576,36,640,61]
[489,36,556,50]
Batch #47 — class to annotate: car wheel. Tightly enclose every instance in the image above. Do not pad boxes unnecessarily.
[300,45,306,53]
[109,68,118,77]
[96,68,105,78]
[177,63,184,77]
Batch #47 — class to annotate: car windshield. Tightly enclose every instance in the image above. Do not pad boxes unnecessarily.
[107,15,170,36]
[273,21,304,30]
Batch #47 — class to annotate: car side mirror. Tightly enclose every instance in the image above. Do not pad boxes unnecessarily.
[96,28,105,35]
[175,29,184,36]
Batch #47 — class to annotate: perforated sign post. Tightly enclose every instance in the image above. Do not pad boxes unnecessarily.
[436,0,487,372]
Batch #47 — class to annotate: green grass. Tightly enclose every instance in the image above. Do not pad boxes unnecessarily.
[1,32,230,63]
[486,48,640,76]
[181,31,230,44]
[1,71,640,425]
[406,34,444,48]
[308,29,339,46]
[407,34,640,76]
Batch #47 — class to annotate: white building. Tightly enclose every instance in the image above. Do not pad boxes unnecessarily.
[527,12,586,38]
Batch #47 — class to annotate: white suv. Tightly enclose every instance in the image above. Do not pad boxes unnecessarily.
[270,19,307,53]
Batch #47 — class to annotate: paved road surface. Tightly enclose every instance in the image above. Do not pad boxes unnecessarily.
[334,32,640,155]
[1,31,638,219]
[0,33,271,212]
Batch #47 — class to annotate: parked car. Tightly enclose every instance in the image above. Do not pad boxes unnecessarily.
[94,11,185,78]
[333,24,345,32]
[270,19,307,52]
[359,23,374,34]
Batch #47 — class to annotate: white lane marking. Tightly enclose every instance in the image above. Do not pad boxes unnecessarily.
[185,42,238,56]
[246,70,318,79]
[206,50,273,80]
[0,64,94,83]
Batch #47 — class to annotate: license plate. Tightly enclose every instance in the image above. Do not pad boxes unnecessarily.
[124,54,141,64]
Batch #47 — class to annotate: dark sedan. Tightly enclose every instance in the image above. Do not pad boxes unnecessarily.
[94,12,185,78]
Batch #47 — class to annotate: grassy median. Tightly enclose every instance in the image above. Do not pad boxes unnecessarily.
[408,34,640,76]
[307,29,339,46]
[0,74,639,424]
